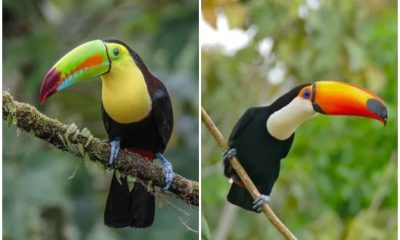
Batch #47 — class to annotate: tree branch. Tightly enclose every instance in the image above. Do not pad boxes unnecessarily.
[201,107,297,240]
[2,91,198,206]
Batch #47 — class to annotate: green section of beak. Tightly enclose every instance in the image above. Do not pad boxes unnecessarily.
[55,40,110,90]
[40,40,110,103]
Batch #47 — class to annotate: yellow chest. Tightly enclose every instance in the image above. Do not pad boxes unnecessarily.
[101,59,152,124]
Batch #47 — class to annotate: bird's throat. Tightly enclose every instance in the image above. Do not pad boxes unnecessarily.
[101,58,152,124]
[267,97,317,140]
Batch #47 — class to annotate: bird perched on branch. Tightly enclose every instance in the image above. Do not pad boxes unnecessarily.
[40,39,174,228]
[223,81,387,212]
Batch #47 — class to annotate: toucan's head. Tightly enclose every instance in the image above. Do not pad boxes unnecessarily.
[296,81,387,125]
[39,39,135,103]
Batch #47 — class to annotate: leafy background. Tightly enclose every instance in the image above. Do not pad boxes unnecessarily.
[3,0,198,239]
[201,0,397,239]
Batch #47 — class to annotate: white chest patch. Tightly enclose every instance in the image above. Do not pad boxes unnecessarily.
[266,96,317,140]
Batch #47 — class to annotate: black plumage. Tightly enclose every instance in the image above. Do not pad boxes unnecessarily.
[224,84,306,212]
[103,40,173,227]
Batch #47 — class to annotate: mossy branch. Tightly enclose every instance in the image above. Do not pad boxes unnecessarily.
[2,91,198,206]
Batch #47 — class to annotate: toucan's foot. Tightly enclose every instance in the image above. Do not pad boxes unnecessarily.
[252,194,270,212]
[156,153,174,191]
[223,148,237,161]
[107,140,120,169]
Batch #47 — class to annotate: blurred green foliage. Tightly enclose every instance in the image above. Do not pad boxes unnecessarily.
[3,0,198,239]
[202,0,397,239]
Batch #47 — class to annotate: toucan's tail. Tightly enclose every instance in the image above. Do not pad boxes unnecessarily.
[227,183,258,213]
[224,153,257,212]
[104,171,155,228]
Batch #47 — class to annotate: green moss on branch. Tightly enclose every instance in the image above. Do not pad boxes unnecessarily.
[2,91,198,206]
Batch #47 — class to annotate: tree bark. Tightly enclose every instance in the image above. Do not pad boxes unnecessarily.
[2,91,198,206]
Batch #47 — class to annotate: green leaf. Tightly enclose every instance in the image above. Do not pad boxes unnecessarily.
[6,103,16,118]
[71,130,79,141]
[85,136,93,147]
[65,137,72,150]
[115,170,122,185]
[146,180,153,192]
[201,214,212,240]
[81,127,91,137]
[81,127,94,147]
[11,115,17,125]
[64,123,78,140]
[77,143,85,157]
[127,176,136,192]
[84,152,91,162]
[57,133,67,147]
[7,114,12,127]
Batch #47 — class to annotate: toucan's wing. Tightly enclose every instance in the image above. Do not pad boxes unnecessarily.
[152,87,173,150]
[228,108,256,146]
[224,108,255,179]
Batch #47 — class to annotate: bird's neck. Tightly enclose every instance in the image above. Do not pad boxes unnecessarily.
[266,97,317,140]
[101,58,152,124]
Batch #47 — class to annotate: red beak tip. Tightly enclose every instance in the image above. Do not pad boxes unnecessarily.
[39,92,46,104]
[39,68,61,104]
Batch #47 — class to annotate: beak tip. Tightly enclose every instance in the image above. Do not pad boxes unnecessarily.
[366,98,388,126]
[39,68,60,104]
[39,88,56,104]
[39,89,46,104]
[39,86,49,104]
[39,97,45,105]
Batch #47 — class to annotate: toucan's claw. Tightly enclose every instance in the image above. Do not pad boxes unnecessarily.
[223,148,237,161]
[156,153,174,191]
[107,140,120,169]
[252,194,270,212]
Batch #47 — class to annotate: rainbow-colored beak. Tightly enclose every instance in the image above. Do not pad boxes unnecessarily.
[39,40,110,103]
[311,81,387,125]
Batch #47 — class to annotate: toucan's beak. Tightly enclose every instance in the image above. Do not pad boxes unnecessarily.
[312,81,387,125]
[39,40,110,104]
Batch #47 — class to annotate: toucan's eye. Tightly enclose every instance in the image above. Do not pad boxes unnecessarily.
[113,48,120,57]
[303,89,311,99]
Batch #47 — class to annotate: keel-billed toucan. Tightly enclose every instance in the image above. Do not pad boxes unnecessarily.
[39,39,174,228]
[223,81,387,212]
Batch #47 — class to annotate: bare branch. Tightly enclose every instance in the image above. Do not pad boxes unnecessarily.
[201,107,297,240]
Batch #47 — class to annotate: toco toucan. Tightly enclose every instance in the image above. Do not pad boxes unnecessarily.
[39,39,174,228]
[223,81,387,212]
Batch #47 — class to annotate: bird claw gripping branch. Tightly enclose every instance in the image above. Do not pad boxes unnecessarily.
[156,153,174,191]
[253,194,270,212]
[223,148,237,162]
[107,140,120,169]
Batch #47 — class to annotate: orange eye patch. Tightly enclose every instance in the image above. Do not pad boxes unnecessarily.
[298,86,313,100]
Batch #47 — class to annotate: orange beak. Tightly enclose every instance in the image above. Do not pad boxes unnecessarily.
[311,81,387,125]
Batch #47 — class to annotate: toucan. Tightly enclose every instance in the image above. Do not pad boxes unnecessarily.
[223,81,387,212]
[39,39,174,228]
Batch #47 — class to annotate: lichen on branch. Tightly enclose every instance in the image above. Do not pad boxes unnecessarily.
[2,91,198,206]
